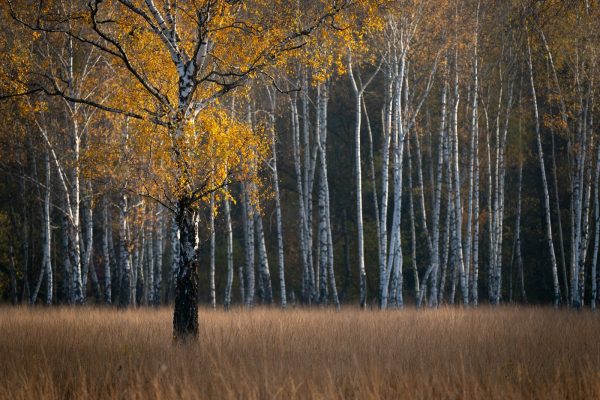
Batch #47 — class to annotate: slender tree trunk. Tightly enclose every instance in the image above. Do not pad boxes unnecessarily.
[427,79,447,307]
[577,98,594,307]
[224,195,234,310]
[255,211,273,304]
[465,3,479,308]
[103,197,111,304]
[301,72,316,301]
[381,61,405,309]
[154,207,164,306]
[492,83,513,304]
[471,132,480,306]
[86,183,100,304]
[68,136,83,305]
[450,55,468,305]
[146,206,155,306]
[485,105,494,303]
[550,130,569,303]
[80,181,94,302]
[266,88,287,308]
[89,247,101,304]
[118,193,132,307]
[514,152,527,303]
[591,136,600,309]
[21,191,30,305]
[364,96,380,263]
[348,62,368,308]
[391,71,406,308]
[412,125,434,307]
[290,94,310,303]
[60,207,71,304]
[527,36,561,307]
[32,151,53,305]
[568,91,594,308]
[209,192,216,309]
[317,83,330,305]
[242,182,255,307]
[439,128,453,305]
[8,241,18,305]
[379,67,393,308]
[407,136,420,302]
[135,215,145,306]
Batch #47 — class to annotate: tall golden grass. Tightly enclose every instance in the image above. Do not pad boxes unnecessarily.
[0,306,598,399]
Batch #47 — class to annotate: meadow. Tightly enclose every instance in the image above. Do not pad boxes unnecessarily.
[0,306,599,399]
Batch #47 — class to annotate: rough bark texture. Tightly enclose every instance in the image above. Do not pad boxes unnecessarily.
[173,201,199,340]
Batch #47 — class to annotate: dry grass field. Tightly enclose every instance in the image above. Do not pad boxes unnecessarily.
[0,306,599,399]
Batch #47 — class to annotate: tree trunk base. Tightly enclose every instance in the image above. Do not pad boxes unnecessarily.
[173,260,199,340]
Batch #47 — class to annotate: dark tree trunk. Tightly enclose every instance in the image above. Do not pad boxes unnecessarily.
[173,200,199,340]
[8,242,18,305]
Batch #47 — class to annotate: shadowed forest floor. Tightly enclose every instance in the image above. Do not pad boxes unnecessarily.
[0,306,599,399]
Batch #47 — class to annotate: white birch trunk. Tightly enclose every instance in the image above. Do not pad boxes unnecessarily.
[450,55,468,305]
[427,78,448,307]
[301,73,316,300]
[290,94,310,303]
[379,67,393,307]
[242,182,255,307]
[383,65,406,308]
[526,36,561,307]
[32,151,53,305]
[118,193,132,307]
[314,83,339,308]
[348,58,367,307]
[61,207,72,303]
[439,127,453,304]
[146,207,155,306]
[102,197,111,304]
[317,84,330,305]
[348,53,380,308]
[491,82,513,304]
[551,129,569,302]
[154,207,164,306]
[471,133,480,306]
[224,195,234,310]
[591,137,600,309]
[80,181,94,302]
[267,89,287,309]
[407,136,420,302]
[255,210,273,304]
[70,131,84,304]
[209,192,216,309]
[169,214,180,303]
[136,215,145,306]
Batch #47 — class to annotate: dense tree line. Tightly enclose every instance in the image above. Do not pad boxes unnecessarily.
[1,0,599,334]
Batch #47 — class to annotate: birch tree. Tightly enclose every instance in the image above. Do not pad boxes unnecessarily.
[265,86,287,308]
[348,51,381,308]
[5,0,361,338]
[526,33,561,307]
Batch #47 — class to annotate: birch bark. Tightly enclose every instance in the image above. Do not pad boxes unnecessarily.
[348,52,380,308]
[209,192,216,309]
[224,194,234,310]
[242,182,255,307]
[103,197,111,304]
[265,87,287,308]
[527,36,561,307]
[290,94,310,303]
